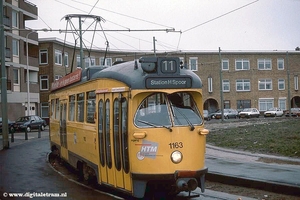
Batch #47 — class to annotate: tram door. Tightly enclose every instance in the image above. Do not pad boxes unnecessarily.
[98,92,130,190]
[60,101,68,158]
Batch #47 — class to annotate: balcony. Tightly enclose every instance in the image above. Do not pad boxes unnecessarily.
[20,0,38,20]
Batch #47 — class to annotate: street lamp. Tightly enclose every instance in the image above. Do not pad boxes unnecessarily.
[26,29,47,116]
[26,30,36,116]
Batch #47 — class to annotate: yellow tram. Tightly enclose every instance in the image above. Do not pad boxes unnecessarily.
[49,56,209,198]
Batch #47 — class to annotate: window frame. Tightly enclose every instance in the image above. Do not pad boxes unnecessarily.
[222,79,230,92]
[258,79,272,90]
[258,59,272,70]
[236,79,250,91]
[39,49,48,65]
[278,79,285,90]
[189,57,198,71]
[258,98,274,111]
[277,58,284,70]
[235,59,250,70]
[222,59,229,70]
[40,75,49,90]
[55,49,62,65]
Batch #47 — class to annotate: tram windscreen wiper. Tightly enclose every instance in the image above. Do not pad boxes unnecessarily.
[137,119,172,132]
[172,107,195,131]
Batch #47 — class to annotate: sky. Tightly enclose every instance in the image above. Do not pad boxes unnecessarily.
[26,0,300,52]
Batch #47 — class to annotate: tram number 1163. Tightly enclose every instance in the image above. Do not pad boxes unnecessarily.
[169,142,183,149]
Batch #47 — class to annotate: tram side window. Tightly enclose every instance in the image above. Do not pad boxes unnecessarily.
[113,98,121,171]
[69,95,75,121]
[55,99,60,120]
[51,99,55,119]
[121,99,129,173]
[105,99,112,168]
[98,100,105,167]
[86,91,96,123]
[77,93,85,122]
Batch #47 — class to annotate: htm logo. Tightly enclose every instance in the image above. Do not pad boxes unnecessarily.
[139,140,158,159]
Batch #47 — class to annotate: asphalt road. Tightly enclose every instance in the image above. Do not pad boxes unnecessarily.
[0,131,117,200]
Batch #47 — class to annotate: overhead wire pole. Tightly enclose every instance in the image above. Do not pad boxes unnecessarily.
[219,47,224,122]
[0,0,9,149]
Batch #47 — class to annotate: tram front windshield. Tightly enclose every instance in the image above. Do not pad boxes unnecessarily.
[134,92,203,128]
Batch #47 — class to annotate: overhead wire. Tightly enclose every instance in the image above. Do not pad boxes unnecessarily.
[183,0,259,33]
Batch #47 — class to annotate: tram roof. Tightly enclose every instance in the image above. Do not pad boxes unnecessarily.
[89,58,203,89]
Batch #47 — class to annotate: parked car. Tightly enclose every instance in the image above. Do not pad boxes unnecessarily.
[239,108,260,118]
[215,109,239,119]
[0,117,15,133]
[285,108,300,117]
[13,115,47,132]
[264,107,284,117]
[203,110,211,121]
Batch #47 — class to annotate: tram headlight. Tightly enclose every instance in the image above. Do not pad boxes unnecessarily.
[171,150,183,164]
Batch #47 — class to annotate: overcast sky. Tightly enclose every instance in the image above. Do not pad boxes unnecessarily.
[26,0,300,52]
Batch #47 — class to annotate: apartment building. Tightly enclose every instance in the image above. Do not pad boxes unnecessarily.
[187,51,300,113]
[38,37,300,123]
[0,0,39,121]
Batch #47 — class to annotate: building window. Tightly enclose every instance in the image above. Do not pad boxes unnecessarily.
[40,75,49,90]
[278,79,285,90]
[258,59,272,70]
[41,102,49,118]
[224,100,230,109]
[277,58,284,70]
[55,50,62,65]
[13,69,19,85]
[100,57,112,66]
[236,79,250,91]
[12,39,19,56]
[295,76,299,91]
[258,79,272,90]
[223,79,230,92]
[222,59,229,70]
[55,75,62,80]
[278,98,286,110]
[235,59,249,70]
[189,57,198,71]
[39,49,48,64]
[85,57,95,68]
[63,52,68,67]
[12,10,18,27]
[259,98,274,111]
[76,55,81,68]
[208,77,213,93]
[237,100,251,110]
[13,68,20,92]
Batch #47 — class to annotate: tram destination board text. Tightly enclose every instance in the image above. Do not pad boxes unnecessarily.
[145,77,192,89]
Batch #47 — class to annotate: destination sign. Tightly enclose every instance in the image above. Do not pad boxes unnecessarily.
[145,77,192,89]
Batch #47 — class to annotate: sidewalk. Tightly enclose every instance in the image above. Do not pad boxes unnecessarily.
[0,129,49,150]
[205,144,300,196]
